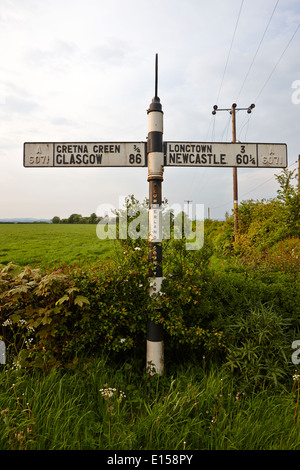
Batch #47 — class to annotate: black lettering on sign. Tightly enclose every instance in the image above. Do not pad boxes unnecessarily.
[169,153,175,164]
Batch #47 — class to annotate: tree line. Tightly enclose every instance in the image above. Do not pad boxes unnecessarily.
[51,213,103,224]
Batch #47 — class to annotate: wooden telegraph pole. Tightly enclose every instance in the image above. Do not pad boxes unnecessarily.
[212,103,255,240]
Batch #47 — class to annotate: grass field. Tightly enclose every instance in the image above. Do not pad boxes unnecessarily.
[0,223,117,268]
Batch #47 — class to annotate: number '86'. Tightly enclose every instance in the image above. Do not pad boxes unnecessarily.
[129,154,142,164]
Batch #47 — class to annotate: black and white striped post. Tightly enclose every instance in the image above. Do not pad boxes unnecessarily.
[146,54,164,375]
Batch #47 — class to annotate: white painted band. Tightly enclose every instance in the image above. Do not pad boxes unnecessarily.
[148,152,164,179]
[146,340,164,375]
[148,111,163,133]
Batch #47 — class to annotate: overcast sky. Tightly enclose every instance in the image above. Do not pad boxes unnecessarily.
[0,0,299,220]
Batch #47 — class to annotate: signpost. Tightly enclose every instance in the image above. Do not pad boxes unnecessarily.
[24,142,146,167]
[164,142,287,167]
[23,54,288,376]
[24,141,287,169]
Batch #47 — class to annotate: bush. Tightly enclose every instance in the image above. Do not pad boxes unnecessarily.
[0,244,153,368]
[0,262,89,369]
[198,270,300,331]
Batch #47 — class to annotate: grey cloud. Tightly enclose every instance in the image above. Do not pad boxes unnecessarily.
[26,40,79,69]
[4,94,40,116]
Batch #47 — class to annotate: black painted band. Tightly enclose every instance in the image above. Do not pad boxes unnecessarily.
[147,132,163,153]
[147,319,164,342]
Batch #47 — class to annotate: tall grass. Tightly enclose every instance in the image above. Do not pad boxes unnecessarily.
[1,356,299,450]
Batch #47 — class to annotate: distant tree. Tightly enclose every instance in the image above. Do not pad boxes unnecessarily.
[67,214,82,224]
[88,212,98,224]
[275,168,300,236]
[51,212,103,224]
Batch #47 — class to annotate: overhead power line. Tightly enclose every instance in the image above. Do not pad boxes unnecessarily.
[236,0,280,102]
[211,160,298,210]
[255,22,300,102]
[215,0,244,105]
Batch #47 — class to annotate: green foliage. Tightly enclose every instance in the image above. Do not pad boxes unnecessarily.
[198,270,300,330]
[154,238,227,356]
[238,237,300,273]
[207,168,300,259]
[208,217,235,256]
[64,242,152,357]
[52,212,103,224]
[1,358,300,450]
[223,303,293,387]
[275,168,300,236]
[0,263,90,369]
[1,183,300,389]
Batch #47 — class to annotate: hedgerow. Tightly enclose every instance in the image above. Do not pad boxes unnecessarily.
[1,232,299,384]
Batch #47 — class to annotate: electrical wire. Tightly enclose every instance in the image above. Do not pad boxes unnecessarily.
[237,112,253,141]
[215,0,244,105]
[254,22,300,102]
[236,0,280,102]
[211,160,298,210]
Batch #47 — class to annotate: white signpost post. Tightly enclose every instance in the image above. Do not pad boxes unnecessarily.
[23,55,288,375]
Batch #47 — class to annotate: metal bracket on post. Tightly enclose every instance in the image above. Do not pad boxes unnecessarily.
[146,54,164,375]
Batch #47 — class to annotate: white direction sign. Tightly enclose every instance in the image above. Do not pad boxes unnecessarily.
[23,142,146,167]
[164,142,287,168]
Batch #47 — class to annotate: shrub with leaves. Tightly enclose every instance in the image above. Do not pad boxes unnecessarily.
[0,262,90,368]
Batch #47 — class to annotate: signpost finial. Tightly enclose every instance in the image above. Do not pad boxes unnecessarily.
[148,54,161,113]
[155,53,158,99]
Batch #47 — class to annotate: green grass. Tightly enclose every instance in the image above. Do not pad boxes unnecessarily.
[0,224,117,268]
[1,223,300,451]
[1,356,300,450]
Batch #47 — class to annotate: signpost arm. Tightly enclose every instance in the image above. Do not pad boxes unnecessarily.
[146,54,164,375]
